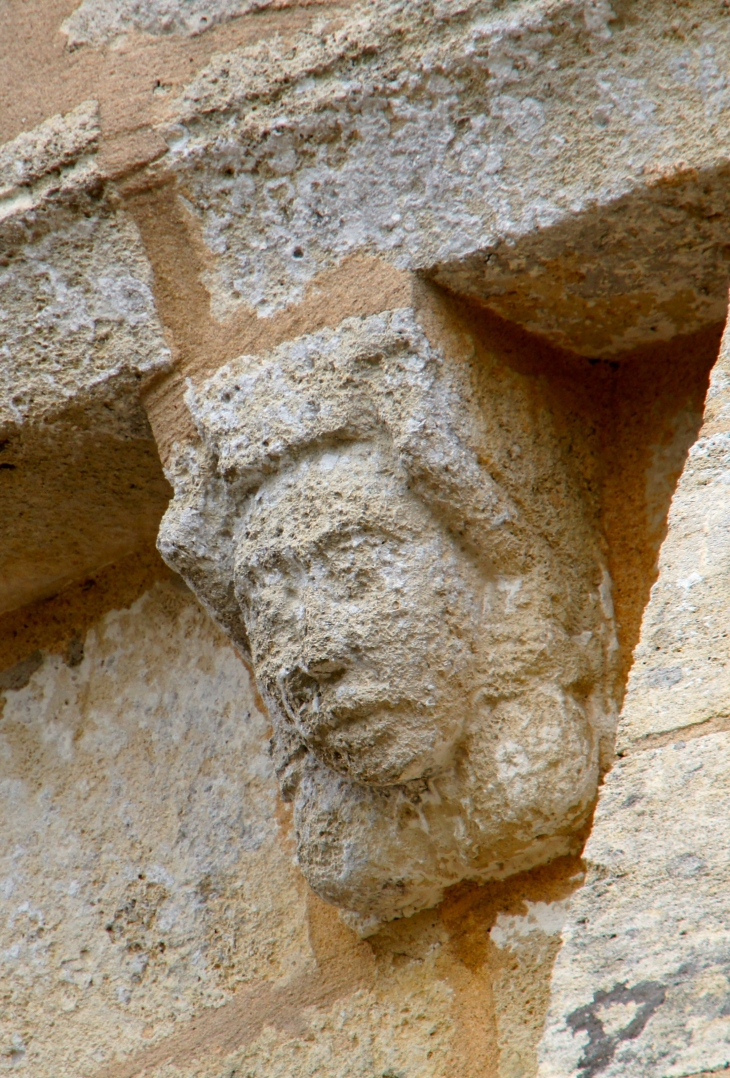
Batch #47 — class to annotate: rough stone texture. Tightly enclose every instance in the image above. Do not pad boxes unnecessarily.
[4,0,730,1074]
[489,896,574,1078]
[0,99,100,224]
[5,4,730,356]
[158,303,619,930]
[0,200,168,426]
[163,0,730,355]
[62,0,284,47]
[0,558,587,1078]
[0,103,173,614]
[539,732,730,1078]
[0,574,300,1075]
[537,318,730,1076]
[615,331,730,750]
[0,99,172,423]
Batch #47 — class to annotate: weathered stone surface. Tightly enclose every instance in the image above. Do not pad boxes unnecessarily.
[0,573,303,1074]
[0,104,173,614]
[158,303,619,929]
[538,731,730,1078]
[0,397,171,618]
[62,0,283,47]
[0,202,169,426]
[0,102,171,425]
[5,0,730,1073]
[164,0,730,355]
[0,99,100,224]
[0,560,585,1078]
[617,329,730,749]
[537,313,730,1077]
[490,895,575,1078]
[6,3,730,356]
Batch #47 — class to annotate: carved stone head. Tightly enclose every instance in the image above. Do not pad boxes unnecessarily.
[159,307,617,932]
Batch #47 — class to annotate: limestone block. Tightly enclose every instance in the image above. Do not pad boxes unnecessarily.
[0,102,171,427]
[165,0,730,355]
[62,0,283,47]
[537,308,730,1078]
[0,105,174,615]
[537,731,730,1078]
[0,576,307,1076]
[0,566,580,1078]
[489,894,575,1078]
[0,202,170,427]
[617,327,730,749]
[0,100,100,223]
[158,305,619,929]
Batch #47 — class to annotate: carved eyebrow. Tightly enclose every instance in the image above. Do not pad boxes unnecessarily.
[238,519,419,563]
[224,426,377,493]
[235,434,404,508]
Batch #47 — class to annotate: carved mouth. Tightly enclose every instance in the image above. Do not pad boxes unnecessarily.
[282,668,412,736]
[275,664,438,783]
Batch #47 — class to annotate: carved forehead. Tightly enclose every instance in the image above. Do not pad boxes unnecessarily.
[240,441,433,553]
[185,306,525,568]
[187,308,466,491]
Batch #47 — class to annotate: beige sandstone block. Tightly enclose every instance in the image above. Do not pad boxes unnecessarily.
[539,730,730,1078]
[62,0,285,47]
[163,0,730,355]
[538,314,730,1077]
[0,105,174,615]
[0,574,310,1075]
[617,320,730,751]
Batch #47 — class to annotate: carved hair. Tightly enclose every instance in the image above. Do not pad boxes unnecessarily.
[159,308,617,930]
[190,308,528,569]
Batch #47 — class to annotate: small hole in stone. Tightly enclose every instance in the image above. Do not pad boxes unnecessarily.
[292,246,304,259]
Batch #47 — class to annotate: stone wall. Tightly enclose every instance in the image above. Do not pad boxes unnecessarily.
[0,548,588,1077]
[538,317,730,1078]
[3,1,730,1076]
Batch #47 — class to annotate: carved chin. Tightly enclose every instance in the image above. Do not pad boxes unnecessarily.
[290,746,592,935]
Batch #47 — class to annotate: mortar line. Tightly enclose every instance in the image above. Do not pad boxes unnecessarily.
[618,712,730,756]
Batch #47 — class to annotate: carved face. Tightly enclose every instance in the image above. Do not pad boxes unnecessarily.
[235,440,485,786]
[159,307,617,928]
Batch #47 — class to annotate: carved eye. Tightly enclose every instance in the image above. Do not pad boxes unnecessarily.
[306,660,347,681]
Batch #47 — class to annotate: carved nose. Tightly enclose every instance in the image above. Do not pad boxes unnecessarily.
[278,659,348,720]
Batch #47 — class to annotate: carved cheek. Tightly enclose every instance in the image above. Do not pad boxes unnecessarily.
[234,557,311,664]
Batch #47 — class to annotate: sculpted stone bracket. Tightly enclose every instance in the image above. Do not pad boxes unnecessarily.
[159,305,619,931]
[4,0,725,936]
[5,3,730,1074]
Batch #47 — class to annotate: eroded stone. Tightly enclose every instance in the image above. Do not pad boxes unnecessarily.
[0,106,174,614]
[617,327,730,749]
[538,732,730,1078]
[158,306,619,929]
[164,0,730,355]
[62,0,285,47]
[537,301,730,1078]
